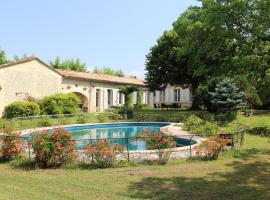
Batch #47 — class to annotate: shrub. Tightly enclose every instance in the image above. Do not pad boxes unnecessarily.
[155,115,168,122]
[194,121,219,136]
[0,128,24,162]
[30,129,77,168]
[58,115,70,125]
[115,107,134,119]
[138,104,153,110]
[97,115,106,123]
[134,113,147,122]
[37,116,53,127]
[139,132,176,164]
[41,93,80,115]
[193,136,229,160]
[83,139,125,168]
[3,102,40,118]
[77,115,88,124]
[249,126,270,137]
[183,115,203,132]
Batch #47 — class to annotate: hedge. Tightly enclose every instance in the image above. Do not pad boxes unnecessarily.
[3,102,40,118]
[41,93,81,115]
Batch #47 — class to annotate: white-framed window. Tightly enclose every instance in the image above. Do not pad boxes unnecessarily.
[160,90,165,102]
[174,89,181,102]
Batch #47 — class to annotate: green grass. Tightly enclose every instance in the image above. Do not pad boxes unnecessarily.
[236,110,270,127]
[0,134,269,200]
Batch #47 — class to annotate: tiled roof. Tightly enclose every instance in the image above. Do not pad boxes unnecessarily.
[57,69,146,86]
[0,56,37,68]
[0,57,146,86]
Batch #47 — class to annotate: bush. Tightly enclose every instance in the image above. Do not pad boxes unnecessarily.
[58,115,70,125]
[0,128,24,162]
[134,113,147,122]
[214,111,238,125]
[83,139,125,168]
[37,116,53,127]
[183,115,219,136]
[41,93,80,115]
[249,126,270,137]
[139,132,176,164]
[77,115,88,124]
[155,115,168,122]
[193,136,229,160]
[183,115,203,132]
[194,121,219,136]
[3,102,40,118]
[97,115,106,123]
[31,129,77,168]
[115,107,134,119]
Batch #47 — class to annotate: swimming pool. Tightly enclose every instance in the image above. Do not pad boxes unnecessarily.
[27,123,196,151]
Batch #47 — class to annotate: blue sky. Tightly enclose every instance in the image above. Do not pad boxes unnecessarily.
[0,0,200,78]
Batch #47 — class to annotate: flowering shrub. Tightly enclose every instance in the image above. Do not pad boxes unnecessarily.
[139,131,176,164]
[83,139,125,168]
[31,129,77,168]
[0,128,24,162]
[193,136,229,160]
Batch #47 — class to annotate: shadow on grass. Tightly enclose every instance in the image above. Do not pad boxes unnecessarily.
[124,160,270,200]
[224,148,270,160]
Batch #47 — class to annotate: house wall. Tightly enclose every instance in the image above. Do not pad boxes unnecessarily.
[152,86,191,104]
[0,60,62,115]
[0,59,192,116]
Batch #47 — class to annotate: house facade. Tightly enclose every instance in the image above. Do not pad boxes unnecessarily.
[0,57,191,116]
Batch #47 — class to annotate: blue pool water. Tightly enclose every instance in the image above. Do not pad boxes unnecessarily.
[27,123,196,151]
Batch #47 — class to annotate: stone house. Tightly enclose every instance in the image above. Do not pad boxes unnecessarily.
[0,57,191,116]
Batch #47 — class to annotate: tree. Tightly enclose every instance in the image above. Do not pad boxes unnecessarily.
[0,49,8,64]
[118,85,138,109]
[257,69,270,109]
[145,1,270,108]
[209,78,245,114]
[136,89,142,109]
[49,57,87,72]
[93,66,124,77]
[13,54,32,61]
[234,75,262,111]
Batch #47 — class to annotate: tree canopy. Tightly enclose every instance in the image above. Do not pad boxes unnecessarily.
[145,0,270,108]
[49,57,87,72]
[209,78,245,114]
[93,66,125,77]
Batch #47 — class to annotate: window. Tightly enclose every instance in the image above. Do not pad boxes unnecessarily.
[119,92,122,104]
[96,89,100,107]
[160,90,165,102]
[174,89,181,102]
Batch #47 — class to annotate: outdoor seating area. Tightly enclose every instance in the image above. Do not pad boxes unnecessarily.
[154,102,182,110]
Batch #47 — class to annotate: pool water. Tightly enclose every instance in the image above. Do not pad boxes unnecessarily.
[68,123,167,150]
[65,123,195,150]
[26,123,196,151]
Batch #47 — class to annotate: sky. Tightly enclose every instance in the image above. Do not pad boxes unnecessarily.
[0,0,200,79]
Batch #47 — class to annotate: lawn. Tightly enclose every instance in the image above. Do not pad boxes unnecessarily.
[0,134,269,200]
[0,110,270,200]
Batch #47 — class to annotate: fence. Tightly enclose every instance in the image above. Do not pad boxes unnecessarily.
[0,128,247,163]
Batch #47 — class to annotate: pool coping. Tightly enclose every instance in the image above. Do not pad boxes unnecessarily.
[18,122,203,154]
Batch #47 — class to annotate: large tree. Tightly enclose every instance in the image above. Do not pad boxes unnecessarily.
[49,56,87,72]
[145,0,270,108]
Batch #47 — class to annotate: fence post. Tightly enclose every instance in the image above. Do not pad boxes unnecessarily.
[28,140,31,159]
[126,138,130,162]
[189,135,194,158]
